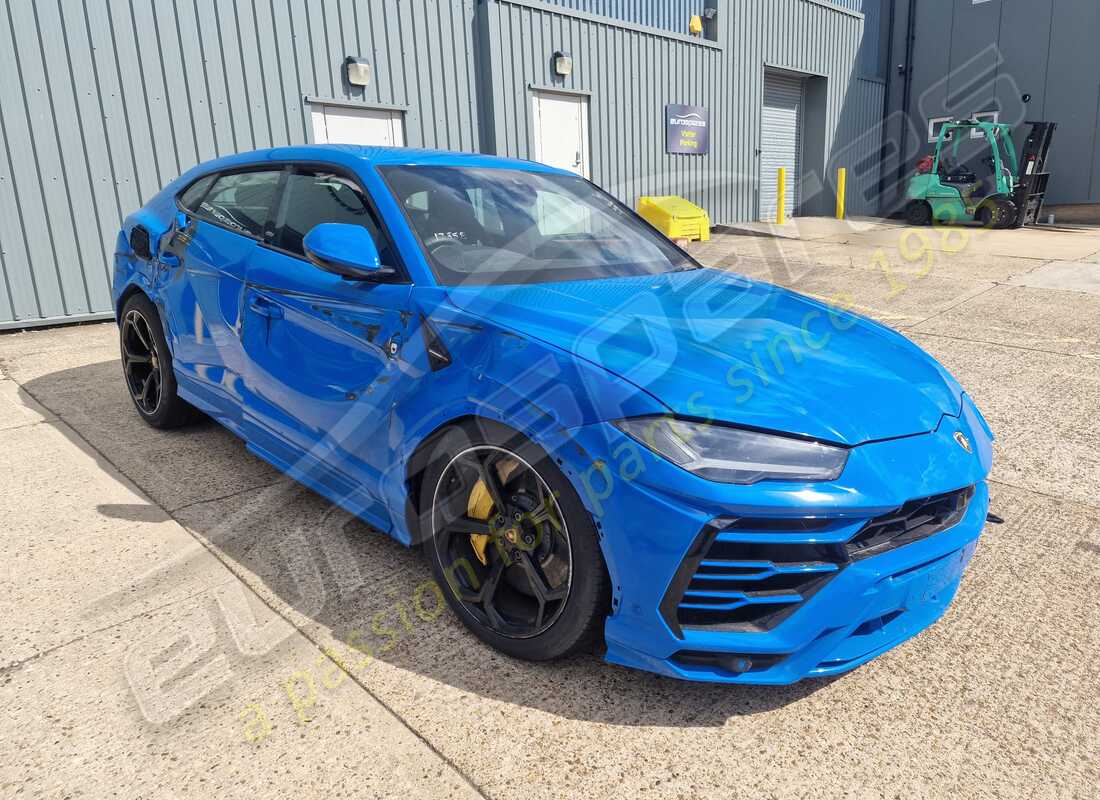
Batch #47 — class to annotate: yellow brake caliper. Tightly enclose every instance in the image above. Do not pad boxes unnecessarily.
[466,458,520,566]
[466,480,494,566]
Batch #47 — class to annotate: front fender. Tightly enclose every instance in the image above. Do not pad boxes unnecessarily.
[378,299,667,543]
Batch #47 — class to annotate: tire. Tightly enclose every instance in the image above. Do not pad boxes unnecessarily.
[1012,205,1027,228]
[993,198,1018,229]
[418,419,610,661]
[119,293,198,429]
[976,204,995,229]
[905,200,932,226]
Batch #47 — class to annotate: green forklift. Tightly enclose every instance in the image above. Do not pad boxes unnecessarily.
[904,119,1056,228]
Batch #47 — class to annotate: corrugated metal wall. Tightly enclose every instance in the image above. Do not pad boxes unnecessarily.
[484,0,873,226]
[821,0,883,78]
[542,0,706,35]
[830,76,887,214]
[725,0,870,220]
[481,0,725,213]
[0,0,881,330]
[0,0,481,329]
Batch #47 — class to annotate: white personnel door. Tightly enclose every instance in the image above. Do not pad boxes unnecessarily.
[531,91,590,178]
[310,104,405,147]
[759,72,804,222]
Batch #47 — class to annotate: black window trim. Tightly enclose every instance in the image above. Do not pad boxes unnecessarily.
[175,160,410,284]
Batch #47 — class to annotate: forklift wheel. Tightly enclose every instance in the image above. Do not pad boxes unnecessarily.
[977,205,996,229]
[905,201,932,226]
[979,198,1016,229]
[995,198,1019,229]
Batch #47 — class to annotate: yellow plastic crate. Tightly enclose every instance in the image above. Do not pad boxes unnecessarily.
[636,195,711,242]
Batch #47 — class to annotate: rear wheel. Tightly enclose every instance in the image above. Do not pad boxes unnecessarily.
[905,200,932,226]
[119,293,197,429]
[419,421,609,661]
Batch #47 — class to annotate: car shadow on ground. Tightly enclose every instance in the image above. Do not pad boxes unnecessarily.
[25,360,842,728]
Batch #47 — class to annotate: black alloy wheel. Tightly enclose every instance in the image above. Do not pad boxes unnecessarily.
[122,309,163,416]
[420,421,609,661]
[118,293,197,429]
[431,445,573,638]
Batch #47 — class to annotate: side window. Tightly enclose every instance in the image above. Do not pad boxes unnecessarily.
[178,174,215,212]
[277,169,396,266]
[196,170,282,237]
[405,191,429,212]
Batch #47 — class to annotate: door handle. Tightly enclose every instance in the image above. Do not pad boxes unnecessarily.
[248,295,284,320]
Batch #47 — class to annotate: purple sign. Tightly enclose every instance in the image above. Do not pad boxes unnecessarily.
[666,104,710,155]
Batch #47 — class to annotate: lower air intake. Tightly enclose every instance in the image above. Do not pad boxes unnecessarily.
[660,486,975,637]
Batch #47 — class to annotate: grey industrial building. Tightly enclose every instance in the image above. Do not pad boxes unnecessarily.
[0,0,1094,330]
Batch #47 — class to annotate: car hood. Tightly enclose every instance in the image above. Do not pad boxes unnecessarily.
[444,269,962,445]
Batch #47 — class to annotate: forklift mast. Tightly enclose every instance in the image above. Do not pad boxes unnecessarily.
[1013,121,1057,227]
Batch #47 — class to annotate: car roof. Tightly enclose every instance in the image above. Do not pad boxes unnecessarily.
[185,144,572,178]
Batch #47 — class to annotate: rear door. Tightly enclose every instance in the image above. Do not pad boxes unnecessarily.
[160,168,283,425]
[240,164,413,527]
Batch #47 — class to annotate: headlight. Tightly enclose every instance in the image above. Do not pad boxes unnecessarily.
[613,417,849,484]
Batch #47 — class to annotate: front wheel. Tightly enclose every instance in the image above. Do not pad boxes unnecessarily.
[419,420,610,661]
[993,198,1018,229]
[119,293,198,429]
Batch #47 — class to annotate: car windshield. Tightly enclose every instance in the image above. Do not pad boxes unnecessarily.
[379,165,697,285]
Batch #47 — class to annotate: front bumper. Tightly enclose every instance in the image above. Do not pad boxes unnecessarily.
[557,394,993,684]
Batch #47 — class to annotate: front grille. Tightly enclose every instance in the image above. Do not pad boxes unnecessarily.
[660,486,974,637]
[846,486,974,561]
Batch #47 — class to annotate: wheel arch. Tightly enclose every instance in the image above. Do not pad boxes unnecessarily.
[402,414,540,546]
[115,280,177,357]
[116,283,150,322]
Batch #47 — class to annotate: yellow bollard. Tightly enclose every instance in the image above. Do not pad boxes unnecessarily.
[776,167,787,225]
[836,167,847,220]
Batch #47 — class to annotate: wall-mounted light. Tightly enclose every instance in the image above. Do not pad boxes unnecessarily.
[553,51,573,77]
[345,56,372,87]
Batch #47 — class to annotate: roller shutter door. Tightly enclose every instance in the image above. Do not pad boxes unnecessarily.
[759,72,805,222]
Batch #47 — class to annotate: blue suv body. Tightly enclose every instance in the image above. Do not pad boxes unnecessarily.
[113,145,993,683]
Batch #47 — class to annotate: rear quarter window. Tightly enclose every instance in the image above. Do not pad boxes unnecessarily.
[178,174,216,212]
[196,171,282,237]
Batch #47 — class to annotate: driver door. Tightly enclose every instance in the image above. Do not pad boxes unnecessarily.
[241,165,414,529]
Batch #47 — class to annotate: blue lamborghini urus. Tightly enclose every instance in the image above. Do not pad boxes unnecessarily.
[113,145,993,683]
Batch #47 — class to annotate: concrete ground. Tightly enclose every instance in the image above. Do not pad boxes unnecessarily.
[2,217,1099,799]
